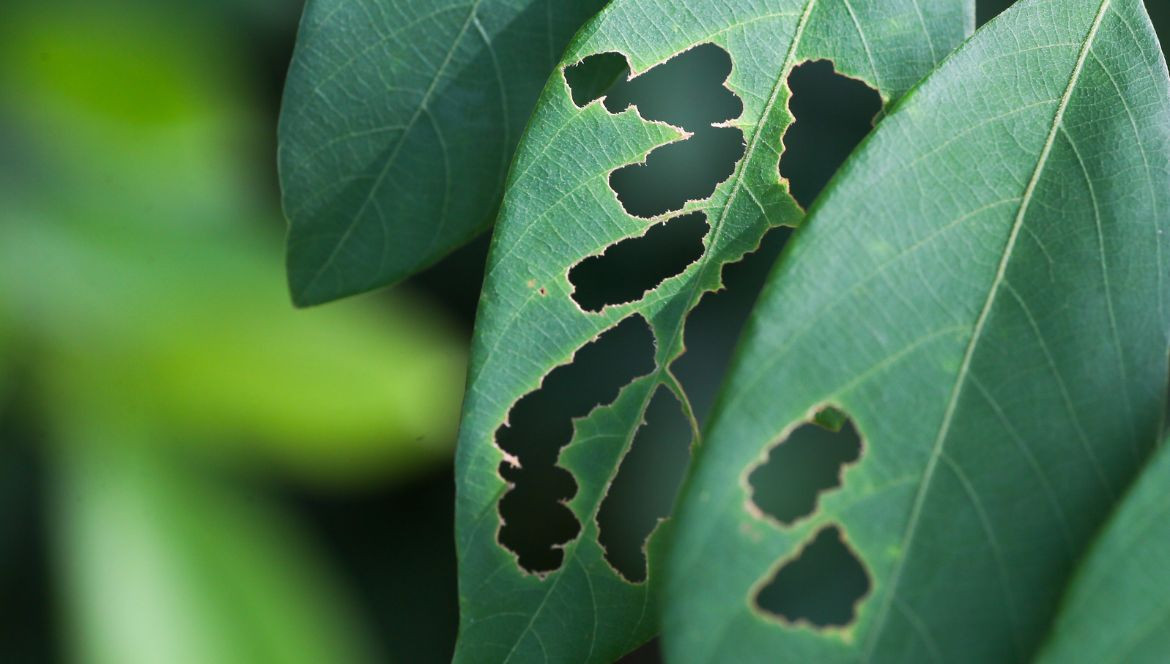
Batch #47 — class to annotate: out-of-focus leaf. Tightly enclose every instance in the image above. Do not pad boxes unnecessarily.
[664,0,1170,661]
[0,216,466,485]
[53,421,379,664]
[1037,434,1170,663]
[453,1,974,661]
[278,0,608,306]
[0,0,258,230]
[0,0,467,485]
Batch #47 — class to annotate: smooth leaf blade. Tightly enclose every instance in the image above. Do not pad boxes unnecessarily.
[454,1,973,660]
[279,0,607,306]
[663,0,1170,661]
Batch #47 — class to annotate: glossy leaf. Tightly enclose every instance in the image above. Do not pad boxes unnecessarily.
[664,0,1170,661]
[1037,435,1170,663]
[453,1,973,660]
[279,0,607,305]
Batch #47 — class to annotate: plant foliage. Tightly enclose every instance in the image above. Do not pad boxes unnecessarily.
[276,0,1170,661]
[664,0,1170,660]
[279,0,607,305]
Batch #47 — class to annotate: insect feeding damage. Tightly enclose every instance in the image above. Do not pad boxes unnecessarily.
[745,407,871,630]
[779,59,883,209]
[495,316,656,575]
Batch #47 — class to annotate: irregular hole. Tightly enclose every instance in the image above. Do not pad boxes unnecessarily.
[565,44,745,219]
[747,408,861,526]
[496,316,656,574]
[569,212,708,312]
[779,60,882,209]
[616,639,663,663]
[755,525,870,628]
[672,226,792,424]
[596,387,692,582]
[602,44,741,129]
[565,52,629,108]
[608,45,744,218]
[610,127,745,218]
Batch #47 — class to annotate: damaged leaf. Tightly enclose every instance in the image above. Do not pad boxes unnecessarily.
[453,0,973,660]
[664,0,1170,662]
[279,0,607,306]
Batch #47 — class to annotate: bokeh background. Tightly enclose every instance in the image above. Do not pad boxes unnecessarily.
[1,1,1166,662]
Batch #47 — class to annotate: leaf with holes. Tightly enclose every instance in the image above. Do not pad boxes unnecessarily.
[278,0,608,306]
[453,0,974,660]
[663,0,1170,661]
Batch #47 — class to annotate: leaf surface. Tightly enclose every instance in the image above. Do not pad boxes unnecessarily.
[279,0,607,305]
[663,0,1170,661]
[453,1,974,660]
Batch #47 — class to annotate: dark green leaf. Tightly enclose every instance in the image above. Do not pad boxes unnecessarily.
[453,1,973,660]
[664,0,1170,661]
[279,0,607,305]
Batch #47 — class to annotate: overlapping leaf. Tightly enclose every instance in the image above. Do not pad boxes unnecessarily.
[1037,434,1170,663]
[279,0,607,305]
[453,1,974,660]
[663,0,1170,661]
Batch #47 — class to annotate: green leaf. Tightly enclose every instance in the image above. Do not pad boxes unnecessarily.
[53,425,378,664]
[278,0,608,306]
[663,0,1170,661]
[1037,435,1170,663]
[453,1,973,660]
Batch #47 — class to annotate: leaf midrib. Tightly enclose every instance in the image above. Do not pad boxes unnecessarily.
[476,0,827,637]
[475,0,823,415]
[859,1,1113,659]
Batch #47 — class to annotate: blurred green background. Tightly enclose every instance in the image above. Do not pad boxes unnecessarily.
[0,1,468,661]
[0,1,1166,663]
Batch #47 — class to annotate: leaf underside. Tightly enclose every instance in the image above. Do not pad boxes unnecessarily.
[453,1,974,661]
[663,0,1170,662]
[279,0,606,306]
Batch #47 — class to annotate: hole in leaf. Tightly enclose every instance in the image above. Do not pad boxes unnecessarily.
[610,127,745,218]
[755,525,870,628]
[602,44,741,129]
[569,212,708,312]
[566,45,745,219]
[672,226,791,424]
[747,408,861,526]
[596,387,692,582]
[565,52,629,108]
[496,316,656,574]
[616,638,664,663]
[779,60,882,209]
